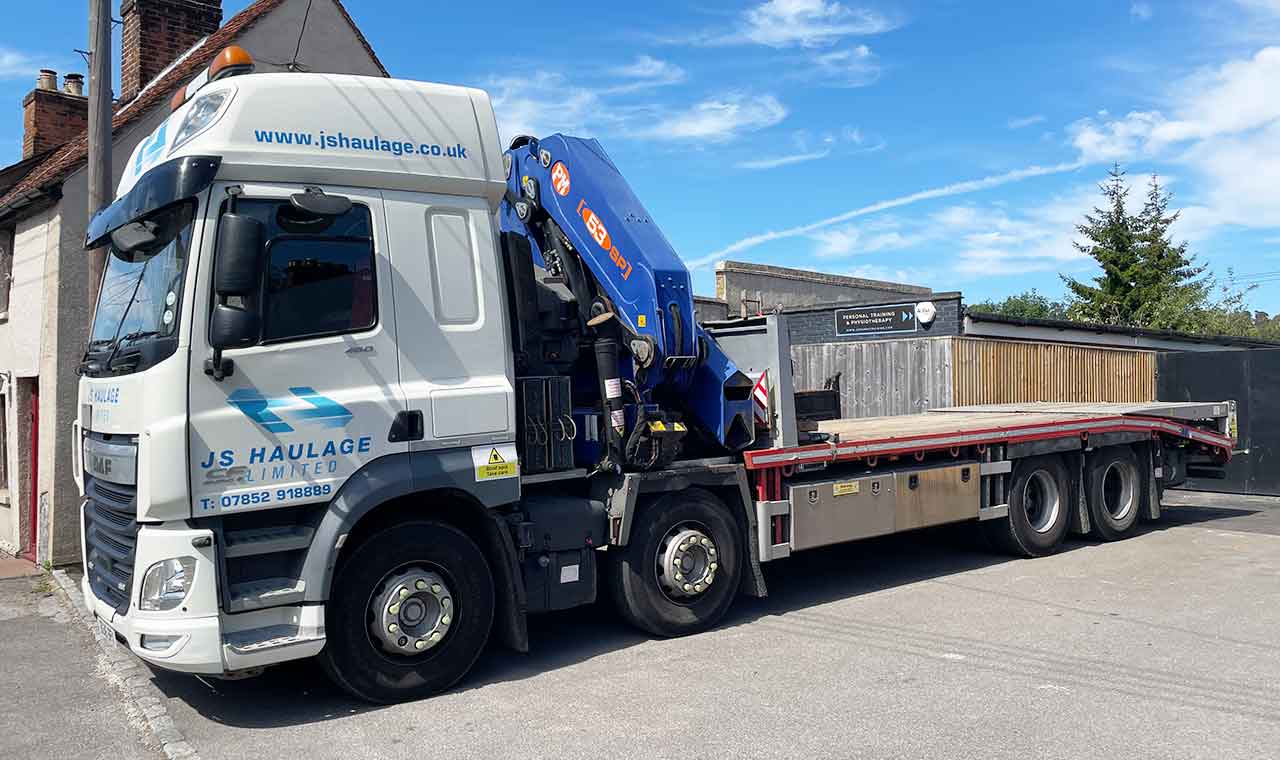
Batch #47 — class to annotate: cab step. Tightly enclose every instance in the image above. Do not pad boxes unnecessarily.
[223,624,323,655]
[223,525,314,558]
[227,577,306,612]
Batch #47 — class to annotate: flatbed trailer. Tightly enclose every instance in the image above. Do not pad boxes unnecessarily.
[703,317,1235,565]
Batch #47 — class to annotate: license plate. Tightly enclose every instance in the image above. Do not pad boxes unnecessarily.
[95,616,117,644]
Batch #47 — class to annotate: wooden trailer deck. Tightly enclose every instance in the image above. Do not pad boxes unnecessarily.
[742,400,1236,471]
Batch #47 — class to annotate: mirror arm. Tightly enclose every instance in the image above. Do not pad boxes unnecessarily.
[203,353,234,381]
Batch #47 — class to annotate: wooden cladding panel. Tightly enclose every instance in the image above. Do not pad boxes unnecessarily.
[951,337,1156,406]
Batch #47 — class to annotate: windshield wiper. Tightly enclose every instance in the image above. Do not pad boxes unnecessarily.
[122,330,160,343]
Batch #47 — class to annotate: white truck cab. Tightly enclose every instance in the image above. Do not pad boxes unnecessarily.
[80,54,521,678]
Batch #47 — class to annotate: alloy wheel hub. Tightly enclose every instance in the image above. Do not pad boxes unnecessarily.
[369,568,453,655]
[658,526,718,599]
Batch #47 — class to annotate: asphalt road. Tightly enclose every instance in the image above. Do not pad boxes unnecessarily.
[0,574,160,760]
[123,494,1280,760]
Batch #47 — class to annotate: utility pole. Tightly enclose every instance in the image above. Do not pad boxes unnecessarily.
[86,0,112,321]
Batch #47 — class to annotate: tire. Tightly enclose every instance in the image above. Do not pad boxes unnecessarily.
[320,521,494,703]
[983,454,1071,557]
[606,488,742,638]
[1085,446,1143,541]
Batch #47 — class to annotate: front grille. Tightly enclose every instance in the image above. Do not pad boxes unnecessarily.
[84,476,139,614]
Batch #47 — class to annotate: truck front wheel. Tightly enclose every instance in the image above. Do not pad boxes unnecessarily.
[606,488,742,638]
[320,520,494,703]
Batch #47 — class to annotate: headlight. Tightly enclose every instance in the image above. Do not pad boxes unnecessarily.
[169,88,233,154]
[139,557,197,611]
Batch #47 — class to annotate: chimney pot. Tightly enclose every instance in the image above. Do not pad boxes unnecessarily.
[37,69,57,91]
[63,73,85,96]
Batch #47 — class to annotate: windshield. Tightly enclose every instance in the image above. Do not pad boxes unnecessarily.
[85,201,196,373]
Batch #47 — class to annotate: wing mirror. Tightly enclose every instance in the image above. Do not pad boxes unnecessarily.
[205,212,264,379]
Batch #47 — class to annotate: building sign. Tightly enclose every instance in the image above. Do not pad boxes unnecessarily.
[834,303,918,336]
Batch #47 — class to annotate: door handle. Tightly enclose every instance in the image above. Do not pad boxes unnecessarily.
[345,345,374,355]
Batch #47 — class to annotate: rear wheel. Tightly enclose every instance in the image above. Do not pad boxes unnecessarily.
[983,454,1071,557]
[320,520,494,703]
[1086,446,1143,541]
[606,488,742,637]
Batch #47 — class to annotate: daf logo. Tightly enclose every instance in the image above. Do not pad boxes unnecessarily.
[539,148,552,168]
[871,480,882,496]
[807,488,818,505]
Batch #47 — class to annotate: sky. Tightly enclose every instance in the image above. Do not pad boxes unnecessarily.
[2,0,1280,309]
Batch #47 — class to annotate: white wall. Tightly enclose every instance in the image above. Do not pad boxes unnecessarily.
[1,207,54,378]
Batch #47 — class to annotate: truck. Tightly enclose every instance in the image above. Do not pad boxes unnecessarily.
[76,47,1237,704]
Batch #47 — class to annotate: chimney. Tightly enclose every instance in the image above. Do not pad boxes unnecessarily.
[63,73,84,96]
[22,70,89,159]
[120,0,223,103]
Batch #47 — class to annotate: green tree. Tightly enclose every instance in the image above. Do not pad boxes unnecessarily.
[967,289,1071,320]
[1062,167,1209,330]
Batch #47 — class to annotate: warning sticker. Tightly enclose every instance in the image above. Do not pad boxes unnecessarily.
[832,481,860,497]
[472,443,519,481]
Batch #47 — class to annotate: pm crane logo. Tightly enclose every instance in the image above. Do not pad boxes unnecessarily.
[227,387,353,433]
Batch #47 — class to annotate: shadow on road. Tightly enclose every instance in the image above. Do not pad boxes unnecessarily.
[145,501,1268,727]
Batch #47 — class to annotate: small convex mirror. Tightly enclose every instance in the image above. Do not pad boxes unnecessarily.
[290,186,352,217]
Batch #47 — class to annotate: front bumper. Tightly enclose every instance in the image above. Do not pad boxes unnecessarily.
[82,515,327,674]
[82,518,225,674]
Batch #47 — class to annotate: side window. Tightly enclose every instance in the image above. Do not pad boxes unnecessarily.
[223,199,376,343]
[426,209,479,325]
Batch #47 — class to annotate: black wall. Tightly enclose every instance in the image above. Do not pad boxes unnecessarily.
[1158,349,1280,495]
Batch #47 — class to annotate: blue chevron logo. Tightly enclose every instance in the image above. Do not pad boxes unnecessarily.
[226,387,353,434]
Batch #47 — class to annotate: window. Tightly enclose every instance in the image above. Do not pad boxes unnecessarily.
[227,200,376,343]
[426,209,479,325]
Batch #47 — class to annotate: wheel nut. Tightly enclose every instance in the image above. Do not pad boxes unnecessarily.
[705,574,713,585]
[675,572,684,581]
[441,615,451,625]
[388,623,399,633]
[709,547,716,556]
[431,584,442,594]
[389,603,400,615]
[441,597,451,608]
[415,639,427,650]
[683,583,693,592]
[700,538,710,546]
[430,631,442,641]
[694,584,704,592]
[399,588,409,599]
[710,562,718,571]
[415,580,427,590]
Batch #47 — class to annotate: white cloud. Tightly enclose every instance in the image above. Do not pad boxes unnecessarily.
[843,264,935,285]
[1007,114,1046,129]
[735,150,831,170]
[810,45,881,87]
[1065,46,1280,234]
[1130,2,1153,21]
[0,47,40,80]
[661,0,899,50]
[736,124,877,170]
[635,94,787,142]
[741,0,897,47]
[693,159,1085,266]
[604,55,686,93]
[487,71,602,144]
